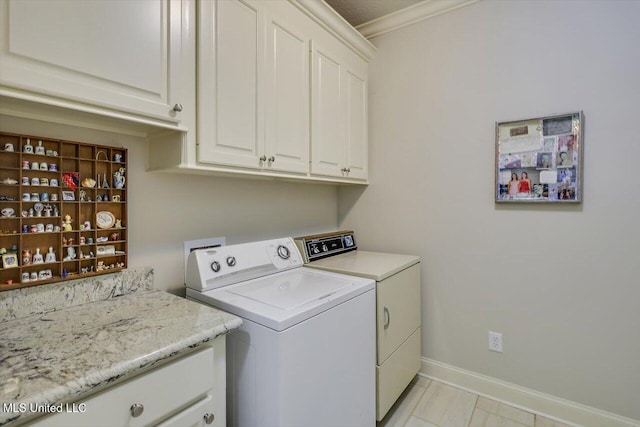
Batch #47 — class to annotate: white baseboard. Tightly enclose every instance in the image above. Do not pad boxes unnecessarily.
[420,358,639,427]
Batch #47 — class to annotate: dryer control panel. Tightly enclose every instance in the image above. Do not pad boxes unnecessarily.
[294,231,357,263]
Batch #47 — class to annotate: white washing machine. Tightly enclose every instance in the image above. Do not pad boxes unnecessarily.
[295,231,421,421]
[186,237,375,427]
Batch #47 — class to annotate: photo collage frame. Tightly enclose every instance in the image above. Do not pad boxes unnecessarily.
[496,112,583,203]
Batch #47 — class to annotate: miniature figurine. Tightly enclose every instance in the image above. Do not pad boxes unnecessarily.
[115,219,122,228]
[63,247,76,261]
[32,248,44,264]
[63,214,73,231]
[113,167,126,189]
[81,177,96,188]
[45,247,56,263]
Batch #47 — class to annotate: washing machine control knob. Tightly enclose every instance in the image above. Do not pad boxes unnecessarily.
[210,261,221,272]
[227,256,236,267]
[277,245,290,260]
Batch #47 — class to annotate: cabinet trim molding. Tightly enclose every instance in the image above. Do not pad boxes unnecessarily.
[291,0,376,60]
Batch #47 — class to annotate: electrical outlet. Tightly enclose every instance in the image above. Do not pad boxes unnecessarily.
[488,331,503,353]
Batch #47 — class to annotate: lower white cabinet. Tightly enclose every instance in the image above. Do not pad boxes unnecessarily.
[29,340,226,427]
[375,263,421,420]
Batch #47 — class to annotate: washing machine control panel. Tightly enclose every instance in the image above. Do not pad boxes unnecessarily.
[186,238,302,291]
[294,231,357,263]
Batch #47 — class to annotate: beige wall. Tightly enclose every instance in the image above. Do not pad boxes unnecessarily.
[0,116,338,294]
[339,0,640,421]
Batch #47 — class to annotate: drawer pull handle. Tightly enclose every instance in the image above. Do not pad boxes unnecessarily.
[204,413,215,424]
[384,307,390,330]
[130,403,144,417]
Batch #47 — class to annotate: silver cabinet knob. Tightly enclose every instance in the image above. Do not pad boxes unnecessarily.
[226,256,236,267]
[259,155,267,162]
[268,156,275,163]
[130,403,144,417]
[173,103,183,112]
[204,413,215,424]
[341,167,350,174]
[210,261,221,272]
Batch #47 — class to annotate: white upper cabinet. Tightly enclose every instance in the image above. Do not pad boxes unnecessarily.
[198,0,309,174]
[311,38,368,180]
[264,3,310,174]
[0,0,187,125]
[197,0,265,169]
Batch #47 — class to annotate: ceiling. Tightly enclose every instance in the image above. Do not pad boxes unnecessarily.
[324,0,426,27]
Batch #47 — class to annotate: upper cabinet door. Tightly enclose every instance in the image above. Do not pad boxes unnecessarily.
[310,37,368,181]
[263,3,310,174]
[0,0,184,123]
[310,41,344,178]
[197,0,265,169]
[343,68,368,180]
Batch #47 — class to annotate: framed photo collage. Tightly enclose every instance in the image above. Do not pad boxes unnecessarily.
[496,111,583,203]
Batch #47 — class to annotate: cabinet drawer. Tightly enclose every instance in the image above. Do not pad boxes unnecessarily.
[30,346,215,427]
[156,395,217,427]
[376,263,421,363]
[376,328,421,421]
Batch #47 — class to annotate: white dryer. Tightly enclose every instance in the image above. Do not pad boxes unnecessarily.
[186,237,375,427]
[295,231,421,421]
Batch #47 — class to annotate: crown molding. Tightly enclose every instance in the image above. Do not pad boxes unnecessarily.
[292,0,377,61]
[356,0,480,39]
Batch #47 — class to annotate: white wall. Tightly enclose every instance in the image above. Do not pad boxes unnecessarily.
[0,116,338,294]
[339,0,640,421]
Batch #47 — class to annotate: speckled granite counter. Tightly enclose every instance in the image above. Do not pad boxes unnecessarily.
[0,269,242,426]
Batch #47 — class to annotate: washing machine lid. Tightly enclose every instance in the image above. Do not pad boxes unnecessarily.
[187,267,374,331]
[228,269,352,310]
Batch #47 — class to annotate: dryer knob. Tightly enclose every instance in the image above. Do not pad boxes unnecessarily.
[227,256,236,267]
[210,261,221,272]
[277,245,290,260]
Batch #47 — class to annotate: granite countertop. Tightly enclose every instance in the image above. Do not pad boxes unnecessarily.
[0,289,242,426]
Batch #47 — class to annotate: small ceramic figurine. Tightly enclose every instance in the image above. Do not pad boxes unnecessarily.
[1,178,18,185]
[32,248,44,264]
[81,177,96,188]
[113,167,126,189]
[63,214,73,231]
[21,249,32,265]
[45,247,56,263]
[115,219,122,228]
[35,140,45,155]
[23,138,33,153]
[63,247,76,261]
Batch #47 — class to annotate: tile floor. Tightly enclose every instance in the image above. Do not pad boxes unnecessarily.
[378,376,576,427]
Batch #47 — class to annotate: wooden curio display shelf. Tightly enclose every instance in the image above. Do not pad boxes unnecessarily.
[0,132,128,291]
